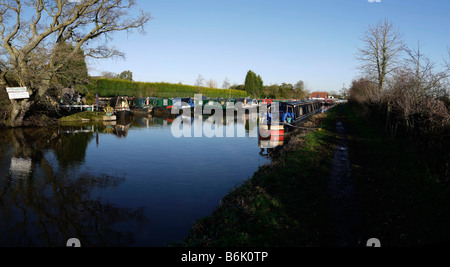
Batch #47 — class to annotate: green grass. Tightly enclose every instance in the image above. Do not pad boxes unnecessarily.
[343,104,450,246]
[180,104,450,247]
[59,111,109,122]
[181,108,340,247]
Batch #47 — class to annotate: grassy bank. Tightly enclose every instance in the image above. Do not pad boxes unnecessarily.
[181,103,450,247]
[87,78,248,98]
[59,111,110,122]
[343,104,450,246]
[182,108,340,247]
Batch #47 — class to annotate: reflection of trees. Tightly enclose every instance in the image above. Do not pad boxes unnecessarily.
[0,127,148,247]
[55,130,93,168]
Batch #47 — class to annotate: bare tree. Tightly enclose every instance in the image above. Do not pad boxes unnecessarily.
[206,79,217,88]
[357,19,405,96]
[340,83,349,99]
[195,74,204,87]
[0,0,151,126]
[403,43,450,100]
[222,77,230,89]
[385,43,450,134]
[101,71,118,79]
[293,80,308,99]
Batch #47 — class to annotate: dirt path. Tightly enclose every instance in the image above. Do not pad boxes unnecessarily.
[328,106,362,246]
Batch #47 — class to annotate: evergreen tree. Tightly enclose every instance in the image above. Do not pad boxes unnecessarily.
[256,75,263,97]
[53,42,89,88]
[244,70,263,96]
[244,70,256,95]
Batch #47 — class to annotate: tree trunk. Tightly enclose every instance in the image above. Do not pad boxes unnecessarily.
[9,99,33,127]
[7,63,53,127]
[385,99,392,137]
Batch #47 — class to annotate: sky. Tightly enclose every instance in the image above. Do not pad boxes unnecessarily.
[88,0,450,93]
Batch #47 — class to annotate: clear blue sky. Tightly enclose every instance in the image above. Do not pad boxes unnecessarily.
[88,0,450,93]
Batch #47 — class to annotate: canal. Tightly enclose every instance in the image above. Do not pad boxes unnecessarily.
[0,114,277,247]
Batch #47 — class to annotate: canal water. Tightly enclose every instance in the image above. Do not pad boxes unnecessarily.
[0,114,277,247]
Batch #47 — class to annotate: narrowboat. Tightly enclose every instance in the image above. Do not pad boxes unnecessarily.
[234,98,259,114]
[149,98,173,109]
[172,97,195,112]
[244,98,259,109]
[109,96,131,118]
[260,99,274,107]
[278,101,321,124]
[236,98,259,108]
[201,98,224,115]
[150,97,174,116]
[129,97,153,115]
[128,97,138,109]
[258,100,322,127]
[203,98,221,107]
[224,98,236,110]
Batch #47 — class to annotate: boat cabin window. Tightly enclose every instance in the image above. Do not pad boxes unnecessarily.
[117,98,128,108]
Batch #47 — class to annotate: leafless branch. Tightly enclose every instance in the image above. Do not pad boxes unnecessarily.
[357,19,406,94]
[0,0,150,89]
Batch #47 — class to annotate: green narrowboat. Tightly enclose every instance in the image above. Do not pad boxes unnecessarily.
[149,97,173,108]
[129,97,153,115]
[150,97,174,116]
[224,98,236,110]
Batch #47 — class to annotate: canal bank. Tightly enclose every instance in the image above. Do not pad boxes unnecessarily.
[182,107,340,247]
[58,111,117,123]
[343,104,450,247]
[181,103,450,247]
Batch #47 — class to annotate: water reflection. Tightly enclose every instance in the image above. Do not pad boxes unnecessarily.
[0,113,283,247]
[129,113,283,161]
[114,123,131,138]
[113,113,279,142]
[0,127,148,247]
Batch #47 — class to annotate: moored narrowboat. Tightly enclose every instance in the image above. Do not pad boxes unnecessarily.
[224,98,236,110]
[278,100,322,124]
[129,97,153,115]
[172,97,195,114]
[149,97,173,109]
[150,97,174,116]
[110,96,131,118]
[203,98,221,108]
[235,98,259,108]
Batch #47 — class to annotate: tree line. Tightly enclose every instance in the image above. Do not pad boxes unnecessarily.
[192,71,311,100]
[229,70,310,99]
[101,70,134,82]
